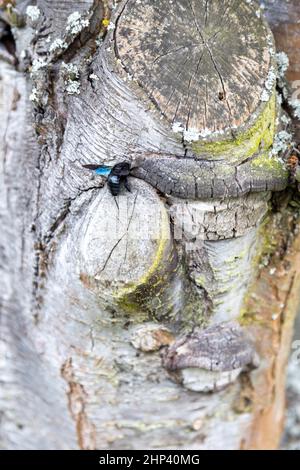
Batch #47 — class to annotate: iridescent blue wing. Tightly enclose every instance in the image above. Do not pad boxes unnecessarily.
[94,167,112,176]
[83,164,112,176]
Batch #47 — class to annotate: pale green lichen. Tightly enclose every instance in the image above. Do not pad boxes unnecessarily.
[276,52,289,79]
[107,22,115,31]
[270,130,294,157]
[289,98,300,120]
[49,38,68,53]
[61,62,81,95]
[261,67,277,102]
[26,5,40,22]
[29,87,39,103]
[65,82,80,95]
[66,11,89,35]
[89,73,99,81]
[31,57,47,74]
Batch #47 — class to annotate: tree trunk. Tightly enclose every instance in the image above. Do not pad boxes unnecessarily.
[0,0,299,450]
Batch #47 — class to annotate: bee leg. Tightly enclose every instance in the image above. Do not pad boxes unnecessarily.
[113,196,119,211]
[124,178,131,193]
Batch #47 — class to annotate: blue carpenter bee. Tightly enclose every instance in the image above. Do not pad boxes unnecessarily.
[83,161,132,196]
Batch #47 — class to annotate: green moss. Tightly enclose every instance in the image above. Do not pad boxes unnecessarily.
[257,217,279,265]
[112,207,173,319]
[194,274,210,290]
[239,305,264,327]
[238,215,278,326]
[5,4,25,27]
[115,253,180,322]
[191,92,276,161]
[250,150,288,179]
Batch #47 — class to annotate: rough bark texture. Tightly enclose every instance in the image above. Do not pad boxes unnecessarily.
[0,0,299,450]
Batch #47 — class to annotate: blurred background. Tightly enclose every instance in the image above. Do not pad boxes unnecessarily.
[262,0,300,450]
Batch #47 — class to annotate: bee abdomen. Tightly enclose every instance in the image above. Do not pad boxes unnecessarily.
[108,175,121,196]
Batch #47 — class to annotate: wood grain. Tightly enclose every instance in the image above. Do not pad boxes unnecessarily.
[116,0,272,135]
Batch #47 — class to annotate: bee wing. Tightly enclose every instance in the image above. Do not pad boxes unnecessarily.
[94,167,112,176]
[83,164,112,176]
[83,164,99,169]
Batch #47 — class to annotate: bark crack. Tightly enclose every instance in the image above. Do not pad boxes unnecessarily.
[61,358,96,450]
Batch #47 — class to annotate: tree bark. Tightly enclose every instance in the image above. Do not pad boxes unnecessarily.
[0,0,299,450]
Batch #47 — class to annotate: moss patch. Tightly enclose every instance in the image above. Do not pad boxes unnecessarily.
[250,150,288,180]
[191,92,276,161]
[113,209,179,320]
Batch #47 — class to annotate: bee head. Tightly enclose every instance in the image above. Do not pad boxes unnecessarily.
[112,161,131,176]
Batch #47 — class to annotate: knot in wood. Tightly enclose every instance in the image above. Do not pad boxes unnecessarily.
[162,321,259,372]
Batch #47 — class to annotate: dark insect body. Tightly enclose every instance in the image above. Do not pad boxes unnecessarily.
[83,161,131,196]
